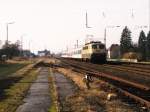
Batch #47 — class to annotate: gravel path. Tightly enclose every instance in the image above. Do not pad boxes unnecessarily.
[53,72,77,111]
[16,67,51,112]
[54,73,76,99]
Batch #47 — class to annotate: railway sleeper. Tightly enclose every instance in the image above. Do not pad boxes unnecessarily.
[117,88,150,110]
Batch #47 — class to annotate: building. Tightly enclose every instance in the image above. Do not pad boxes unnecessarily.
[108,44,120,59]
[38,49,50,57]
[22,50,35,58]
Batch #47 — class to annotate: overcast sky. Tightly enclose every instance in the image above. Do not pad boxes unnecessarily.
[0,0,149,53]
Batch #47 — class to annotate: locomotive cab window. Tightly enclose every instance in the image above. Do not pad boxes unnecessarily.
[92,45,97,49]
[99,44,105,49]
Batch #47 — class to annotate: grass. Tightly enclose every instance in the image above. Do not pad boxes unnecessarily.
[0,63,28,78]
[49,106,57,112]
[48,68,58,112]
[0,67,40,112]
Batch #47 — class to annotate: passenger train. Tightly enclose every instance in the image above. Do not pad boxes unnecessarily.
[61,41,107,63]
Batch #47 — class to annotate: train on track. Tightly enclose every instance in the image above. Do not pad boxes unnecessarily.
[61,41,107,63]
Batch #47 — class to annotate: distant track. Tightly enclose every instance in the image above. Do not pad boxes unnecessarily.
[102,64,150,77]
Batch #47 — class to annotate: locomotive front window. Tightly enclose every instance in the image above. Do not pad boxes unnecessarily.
[92,45,97,49]
[99,44,105,49]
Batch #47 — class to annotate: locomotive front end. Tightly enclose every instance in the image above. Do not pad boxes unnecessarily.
[90,42,106,63]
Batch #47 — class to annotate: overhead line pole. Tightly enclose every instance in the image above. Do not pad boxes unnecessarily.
[6,22,15,45]
[104,26,120,49]
[104,28,106,48]
[85,11,92,28]
[6,24,8,44]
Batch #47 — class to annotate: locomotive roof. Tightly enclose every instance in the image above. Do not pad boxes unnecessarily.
[85,41,102,45]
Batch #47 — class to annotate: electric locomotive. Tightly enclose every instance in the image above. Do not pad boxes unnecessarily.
[82,41,106,62]
[61,41,107,63]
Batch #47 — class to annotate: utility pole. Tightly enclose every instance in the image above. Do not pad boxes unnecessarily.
[20,34,26,57]
[20,35,23,57]
[29,41,31,51]
[76,40,78,48]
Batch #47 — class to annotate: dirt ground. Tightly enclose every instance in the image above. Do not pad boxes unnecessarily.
[55,67,145,112]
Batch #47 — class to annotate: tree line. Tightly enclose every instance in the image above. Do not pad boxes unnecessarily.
[0,41,20,60]
[120,26,150,61]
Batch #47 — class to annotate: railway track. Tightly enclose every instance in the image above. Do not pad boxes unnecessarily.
[121,63,150,70]
[60,59,150,90]
[88,63,149,87]
[59,58,150,109]
[102,64,150,77]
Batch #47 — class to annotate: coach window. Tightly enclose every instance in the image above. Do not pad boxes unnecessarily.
[79,50,81,53]
[83,46,88,50]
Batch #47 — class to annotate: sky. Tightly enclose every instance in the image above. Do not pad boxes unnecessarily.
[0,0,149,53]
